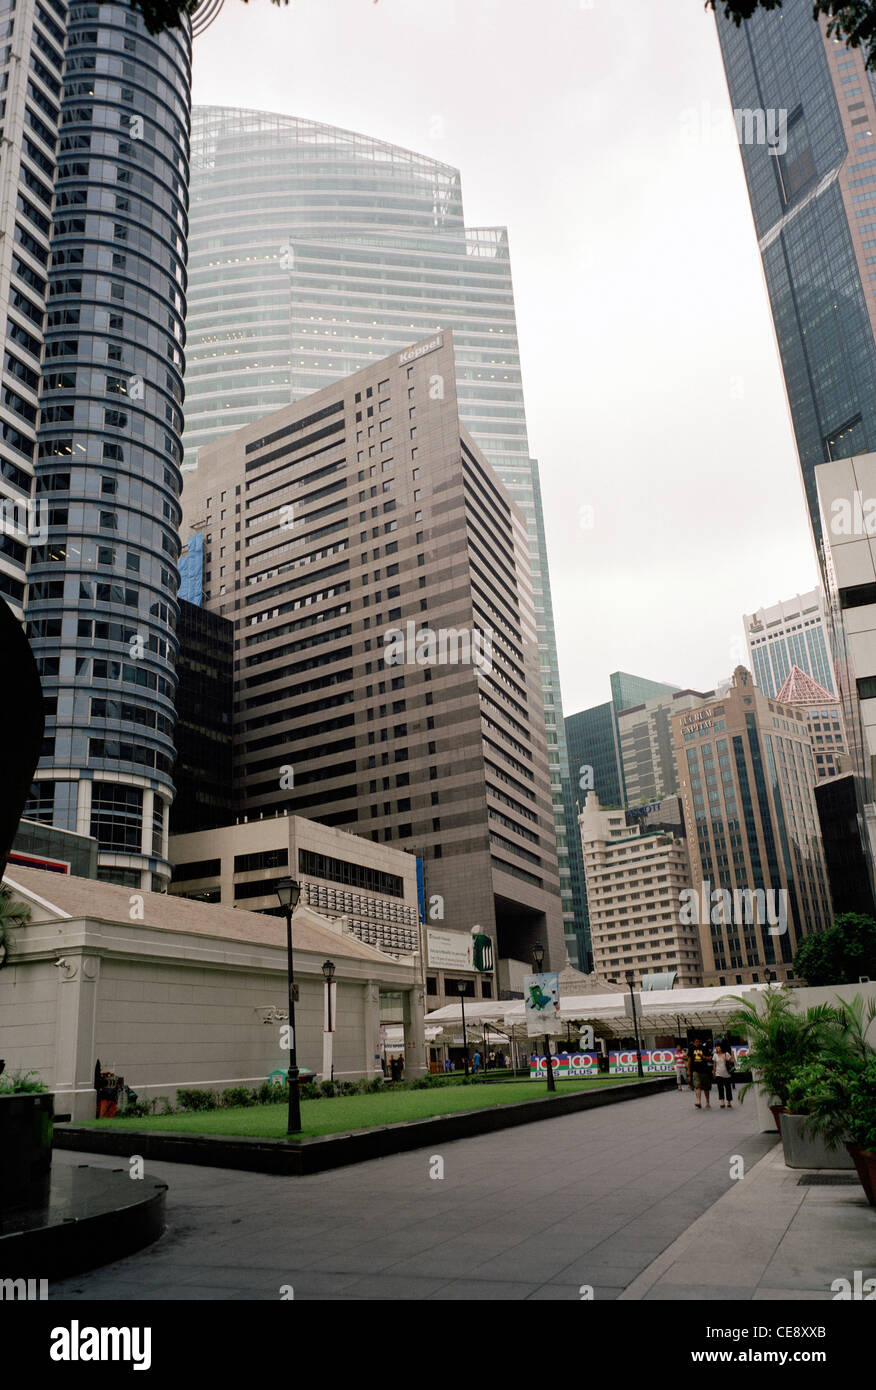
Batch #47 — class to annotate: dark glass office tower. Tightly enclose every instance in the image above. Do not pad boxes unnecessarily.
[169,597,233,836]
[23,2,191,888]
[715,0,876,551]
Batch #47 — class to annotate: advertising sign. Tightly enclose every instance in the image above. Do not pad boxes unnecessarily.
[426,928,473,971]
[523,971,561,1037]
[528,1052,599,1079]
[609,1049,675,1075]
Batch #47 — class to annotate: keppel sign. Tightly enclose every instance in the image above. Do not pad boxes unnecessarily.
[398,335,442,367]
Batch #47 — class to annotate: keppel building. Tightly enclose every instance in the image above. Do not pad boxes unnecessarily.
[182,106,581,964]
[181,334,565,1003]
[21,2,192,888]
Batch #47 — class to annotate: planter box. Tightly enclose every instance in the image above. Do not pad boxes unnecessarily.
[0,1092,54,1210]
[779,1111,854,1170]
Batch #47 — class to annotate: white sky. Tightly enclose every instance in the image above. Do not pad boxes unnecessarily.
[192,0,821,713]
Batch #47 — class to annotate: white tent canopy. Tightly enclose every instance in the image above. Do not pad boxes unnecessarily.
[425,983,769,1040]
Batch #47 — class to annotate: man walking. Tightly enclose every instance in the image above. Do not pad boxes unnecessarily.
[689,1038,713,1109]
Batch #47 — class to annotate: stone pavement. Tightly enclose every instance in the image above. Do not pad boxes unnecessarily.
[49,1087,779,1300]
[620,1142,876,1300]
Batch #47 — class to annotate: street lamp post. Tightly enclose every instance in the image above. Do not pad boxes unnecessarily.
[531,942,555,1093]
[276,876,302,1134]
[321,958,336,1083]
[625,970,645,1080]
[456,979,470,1077]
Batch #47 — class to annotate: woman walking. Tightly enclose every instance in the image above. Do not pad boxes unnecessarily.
[673,1043,688,1093]
[714,1042,735,1108]
[689,1038,713,1109]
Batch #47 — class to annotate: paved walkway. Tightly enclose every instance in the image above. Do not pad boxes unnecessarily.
[50,1088,777,1300]
[620,1143,876,1300]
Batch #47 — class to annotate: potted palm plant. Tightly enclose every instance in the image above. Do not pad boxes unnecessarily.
[723,987,834,1132]
[782,1061,854,1169]
[785,995,876,1204]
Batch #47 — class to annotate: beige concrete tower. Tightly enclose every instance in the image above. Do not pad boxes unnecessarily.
[180,332,564,1004]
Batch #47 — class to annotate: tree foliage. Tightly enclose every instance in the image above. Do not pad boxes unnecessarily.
[793,913,876,986]
[105,0,289,39]
[708,2,876,70]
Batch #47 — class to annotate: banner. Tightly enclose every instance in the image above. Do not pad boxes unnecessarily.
[610,1049,674,1074]
[523,971,561,1037]
[528,1052,599,1078]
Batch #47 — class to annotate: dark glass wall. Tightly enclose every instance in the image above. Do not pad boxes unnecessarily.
[716,0,876,550]
[24,1,191,887]
[169,598,233,835]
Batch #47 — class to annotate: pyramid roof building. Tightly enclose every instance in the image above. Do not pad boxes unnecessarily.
[776,665,837,707]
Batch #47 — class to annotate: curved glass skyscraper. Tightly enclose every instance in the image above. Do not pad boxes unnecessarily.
[184,107,582,957]
[24,1,191,888]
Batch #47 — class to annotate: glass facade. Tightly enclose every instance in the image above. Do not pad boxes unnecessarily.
[169,598,233,835]
[183,107,578,951]
[748,617,834,697]
[23,1,192,886]
[716,0,876,552]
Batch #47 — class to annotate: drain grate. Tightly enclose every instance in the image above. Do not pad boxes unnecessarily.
[797,1173,858,1186]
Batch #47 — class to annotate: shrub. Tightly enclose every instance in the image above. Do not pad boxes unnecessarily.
[0,1068,48,1094]
[299,1082,320,1101]
[318,1080,336,1098]
[220,1087,253,1109]
[176,1088,218,1112]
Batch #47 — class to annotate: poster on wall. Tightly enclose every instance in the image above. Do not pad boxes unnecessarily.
[426,928,473,971]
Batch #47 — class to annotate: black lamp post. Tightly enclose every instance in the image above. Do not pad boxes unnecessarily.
[322,958,336,1082]
[531,942,555,1092]
[625,970,645,1079]
[456,979,470,1077]
[276,876,302,1134]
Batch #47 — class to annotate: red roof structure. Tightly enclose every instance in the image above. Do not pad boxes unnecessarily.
[776,665,837,707]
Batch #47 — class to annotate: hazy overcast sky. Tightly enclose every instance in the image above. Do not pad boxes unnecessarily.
[192,0,821,713]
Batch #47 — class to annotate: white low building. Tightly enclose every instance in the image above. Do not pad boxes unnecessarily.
[0,866,426,1120]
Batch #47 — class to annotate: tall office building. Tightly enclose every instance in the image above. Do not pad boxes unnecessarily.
[182,334,565,1000]
[565,672,679,812]
[671,666,832,986]
[744,589,836,697]
[169,599,233,835]
[775,664,847,780]
[22,2,192,888]
[716,0,876,552]
[617,688,715,807]
[182,107,579,959]
[0,0,67,617]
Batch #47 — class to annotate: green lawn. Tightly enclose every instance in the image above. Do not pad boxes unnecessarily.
[80,1075,649,1139]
